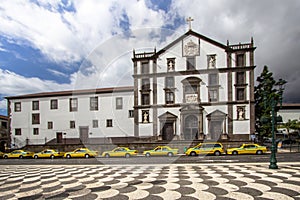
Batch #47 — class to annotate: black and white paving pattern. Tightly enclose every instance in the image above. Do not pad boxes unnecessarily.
[0,163,299,200]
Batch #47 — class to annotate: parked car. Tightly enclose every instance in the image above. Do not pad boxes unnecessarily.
[33,149,65,159]
[102,147,137,158]
[64,148,98,158]
[185,142,224,156]
[226,143,267,155]
[3,150,34,159]
[143,146,178,157]
[0,151,4,158]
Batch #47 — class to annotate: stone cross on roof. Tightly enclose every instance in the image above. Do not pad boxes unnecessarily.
[186,17,194,30]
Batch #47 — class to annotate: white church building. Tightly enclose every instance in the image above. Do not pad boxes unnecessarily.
[6,28,256,147]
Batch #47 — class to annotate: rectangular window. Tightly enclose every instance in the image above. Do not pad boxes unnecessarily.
[106,119,113,127]
[15,128,21,136]
[116,97,123,109]
[236,54,245,66]
[32,101,39,110]
[14,102,21,112]
[90,97,99,111]
[165,91,175,104]
[186,57,195,70]
[48,121,53,129]
[141,93,150,105]
[70,98,78,112]
[141,62,149,74]
[92,120,98,128]
[236,88,245,101]
[141,79,150,90]
[209,89,218,102]
[50,99,58,109]
[33,128,39,135]
[129,110,134,118]
[208,74,218,85]
[32,113,40,124]
[236,72,245,85]
[165,77,174,88]
[70,120,75,129]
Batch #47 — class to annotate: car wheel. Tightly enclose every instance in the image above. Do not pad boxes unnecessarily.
[232,151,238,155]
[256,150,263,155]
[105,154,110,158]
[50,155,55,159]
[34,155,38,159]
[145,153,151,157]
[214,151,221,156]
[190,151,197,156]
[85,154,90,158]
[125,153,130,158]
[167,152,173,157]
[19,155,23,159]
[4,155,8,159]
[66,154,71,159]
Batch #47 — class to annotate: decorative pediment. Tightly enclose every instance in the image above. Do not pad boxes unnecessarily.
[158,112,177,120]
[206,110,227,119]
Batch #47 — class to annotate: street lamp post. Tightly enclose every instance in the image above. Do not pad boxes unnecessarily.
[269,79,286,169]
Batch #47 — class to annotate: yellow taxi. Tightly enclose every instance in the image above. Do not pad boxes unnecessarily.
[33,149,65,159]
[185,142,224,156]
[0,151,4,158]
[143,146,178,157]
[102,147,138,158]
[226,143,267,155]
[64,148,98,158]
[3,150,34,159]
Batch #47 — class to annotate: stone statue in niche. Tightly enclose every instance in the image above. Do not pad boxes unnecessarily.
[208,55,216,68]
[237,107,245,120]
[168,60,174,71]
[143,111,149,123]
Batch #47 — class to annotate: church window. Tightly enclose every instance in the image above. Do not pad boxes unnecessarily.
[33,128,39,135]
[236,88,245,101]
[165,77,174,88]
[50,99,58,109]
[15,128,21,135]
[236,54,245,66]
[48,121,53,129]
[93,120,99,128]
[236,72,245,85]
[165,91,175,104]
[129,110,134,118]
[70,121,75,128]
[141,62,149,74]
[186,57,196,70]
[208,73,218,86]
[106,119,113,127]
[141,78,150,90]
[141,93,150,105]
[209,89,218,102]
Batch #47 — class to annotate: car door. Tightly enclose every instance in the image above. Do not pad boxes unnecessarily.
[161,147,169,156]
[152,147,162,156]
[244,145,256,154]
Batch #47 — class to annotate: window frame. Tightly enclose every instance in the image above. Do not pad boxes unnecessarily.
[90,96,99,111]
[106,119,113,127]
[32,113,40,124]
[15,128,21,136]
[33,128,39,135]
[48,121,53,129]
[116,97,123,110]
[70,120,76,129]
[92,120,99,128]
[186,56,196,70]
[69,98,78,112]
[14,102,21,112]
[50,99,58,110]
[32,101,39,110]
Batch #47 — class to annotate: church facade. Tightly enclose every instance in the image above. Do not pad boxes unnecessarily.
[132,29,256,142]
[6,29,256,147]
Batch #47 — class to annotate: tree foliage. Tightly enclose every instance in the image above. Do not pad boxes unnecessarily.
[254,66,287,139]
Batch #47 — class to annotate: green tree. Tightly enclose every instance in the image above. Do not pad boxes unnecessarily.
[254,66,287,140]
[278,119,299,135]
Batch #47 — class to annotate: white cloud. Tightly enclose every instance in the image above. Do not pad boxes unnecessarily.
[0,69,71,96]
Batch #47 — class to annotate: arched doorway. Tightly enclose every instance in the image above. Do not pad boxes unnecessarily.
[158,112,177,141]
[184,115,198,140]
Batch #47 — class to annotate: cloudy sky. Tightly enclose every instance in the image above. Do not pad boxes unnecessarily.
[0,0,299,115]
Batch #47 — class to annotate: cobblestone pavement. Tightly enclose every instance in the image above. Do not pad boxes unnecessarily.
[0,163,299,200]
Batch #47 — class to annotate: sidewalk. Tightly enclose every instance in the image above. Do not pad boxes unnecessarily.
[0,162,299,199]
